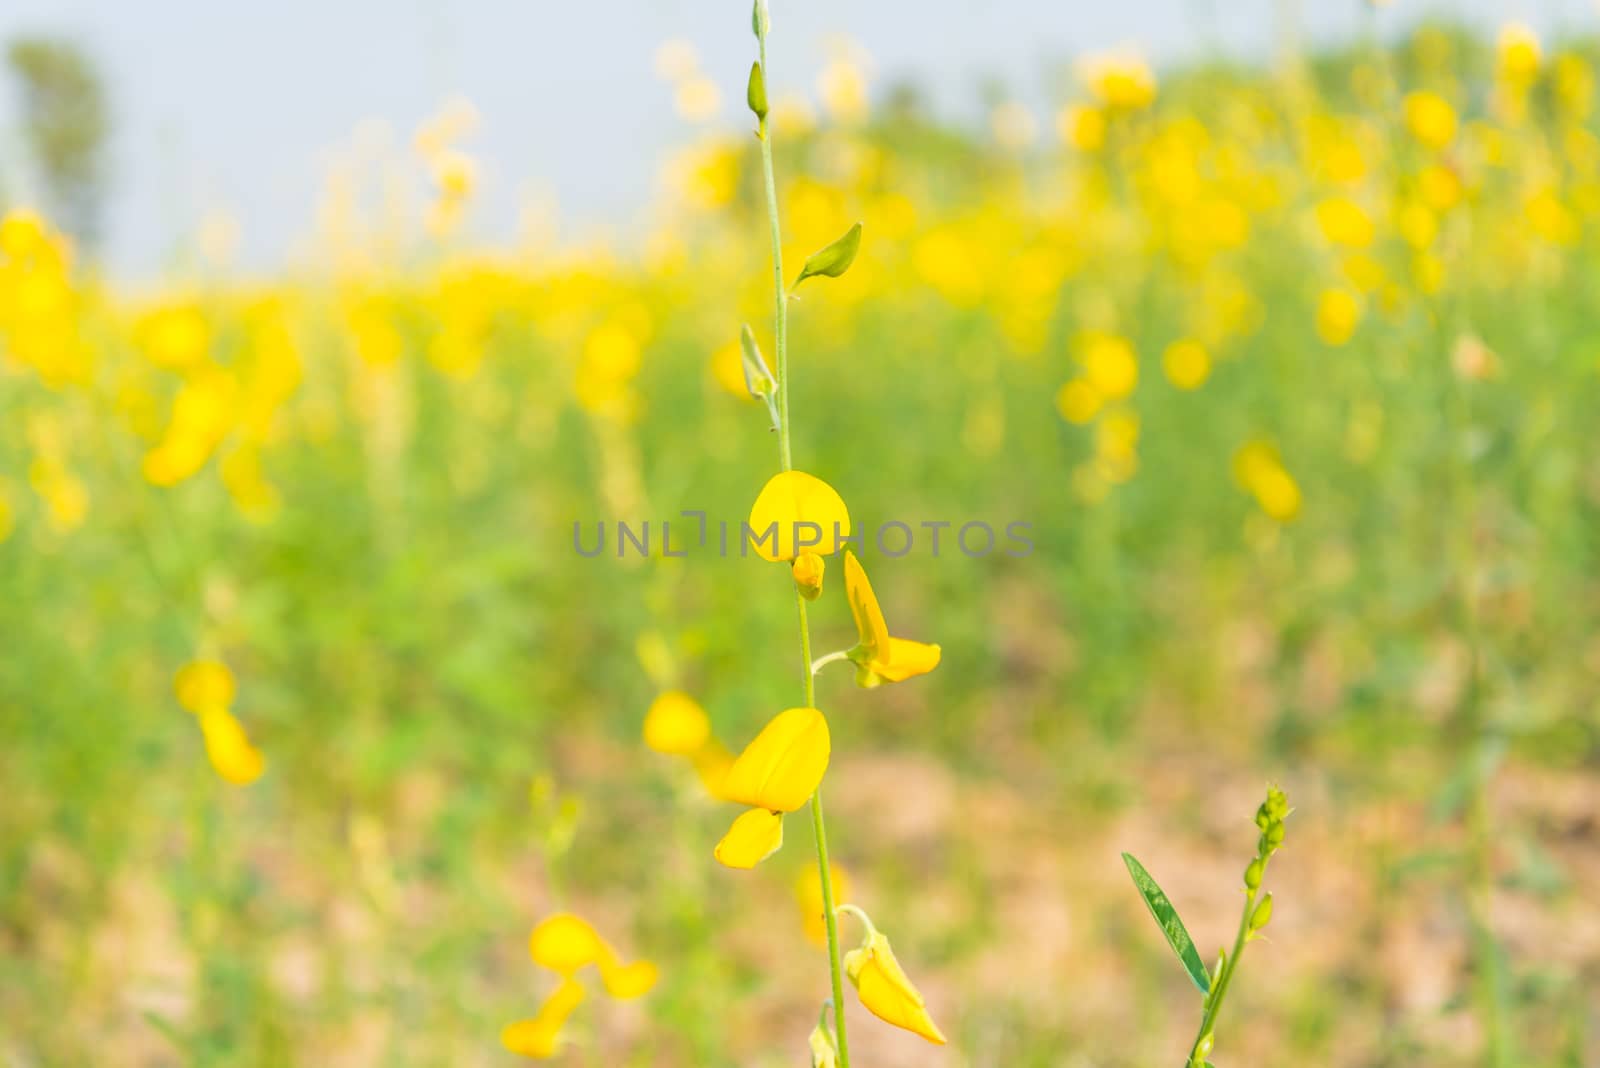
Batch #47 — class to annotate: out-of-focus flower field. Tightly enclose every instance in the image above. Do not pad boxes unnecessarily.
[3,19,1599,1067]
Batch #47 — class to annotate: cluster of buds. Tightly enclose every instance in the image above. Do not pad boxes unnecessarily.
[1245,785,1290,939]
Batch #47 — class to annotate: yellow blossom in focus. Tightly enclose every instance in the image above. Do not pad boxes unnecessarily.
[714,807,784,869]
[747,470,851,562]
[720,707,830,814]
[792,551,826,601]
[1162,339,1211,390]
[844,928,947,1045]
[842,551,941,687]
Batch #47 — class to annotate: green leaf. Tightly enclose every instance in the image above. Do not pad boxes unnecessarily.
[1122,852,1211,994]
[794,221,862,286]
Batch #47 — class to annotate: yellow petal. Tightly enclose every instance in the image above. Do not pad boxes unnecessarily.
[876,638,942,682]
[747,470,851,562]
[719,707,830,813]
[792,551,826,600]
[528,913,605,975]
[597,949,659,999]
[501,978,587,1058]
[197,708,264,785]
[642,690,711,755]
[175,659,236,714]
[843,551,889,663]
[845,932,947,1045]
[690,739,734,799]
[714,808,784,869]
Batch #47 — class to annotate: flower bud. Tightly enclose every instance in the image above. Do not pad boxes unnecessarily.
[808,1022,839,1067]
[1243,856,1264,891]
[794,222,863,286]
[1192,1031,1214,1064]
[793,551,825,600]
[747,61,769,121]
[844,929,947,1045]
[1249,891,1274,934]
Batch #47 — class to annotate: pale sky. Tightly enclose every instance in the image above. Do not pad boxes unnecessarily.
[0,0,1589,277]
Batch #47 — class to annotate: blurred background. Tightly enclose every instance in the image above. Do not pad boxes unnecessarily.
[2,1,1598,1066]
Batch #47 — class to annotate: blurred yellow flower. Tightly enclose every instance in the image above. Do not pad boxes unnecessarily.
[1162,339,1211,391]
[529,913,606,975]
[1314,197,1374,248]
[674,76,723,122]
[1058,104,1106,152]
[1080,332,1139,401]
[175,659,237,714]
[197,707,266,786]
[1055,379,1103,424]
[843,550,941,687]
[502,978,586,1060]
[1233,440,1302,523]
[747,470,851,562]
[643,691,711,756]
[797,862,852,946]
[1315,288,1361,346]
[1403,91,1457,150]
[1497,22,1541,87]
[1080,50,1157,111]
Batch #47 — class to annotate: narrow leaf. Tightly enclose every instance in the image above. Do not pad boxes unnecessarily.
[1122,852,1211,994]
[794,221,862,286]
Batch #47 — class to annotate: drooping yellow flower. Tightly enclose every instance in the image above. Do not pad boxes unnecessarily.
[747,471,851,562]
[175,659,237,714]
[501,977,586,1059]
[643,691,711,755]
[842,551,941,687]
[197,707,266,786]
[845,929,947,1045]
[714,807,784,869]
[528,913,607,975]
[720,707,831,813]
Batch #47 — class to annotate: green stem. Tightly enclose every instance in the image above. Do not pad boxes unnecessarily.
[1189,887,1256,1063]
[756,18,850,1066]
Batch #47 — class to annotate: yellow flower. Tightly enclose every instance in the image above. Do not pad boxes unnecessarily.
[1233,440,1302,523]
[845,929,947,1045]
[501,978,586,1059]
[597,947,659,999]
[1057,104,1106,152]
[175,659,236,714]
[747,470,851,562]
[528,913,606,975]
[796,862,852,946]
[1055,379,1103,424]
[842,551,941,687]
[1315,288,1361,346]
[1497,22,1541,87]
[643,691,711,755]
[197,707,265,786]
[1162,339,1210,391]
[720,707,831,813]
[1404,91,1458,150]
[1314,197,1374,248]
[792,551,826,600]
[1079,332,1139,401]
[714,807,784,869]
